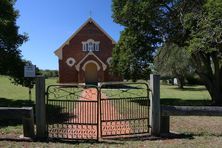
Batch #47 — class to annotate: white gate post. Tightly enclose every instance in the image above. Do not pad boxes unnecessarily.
[149,74,160,136]
[35,76,47,139]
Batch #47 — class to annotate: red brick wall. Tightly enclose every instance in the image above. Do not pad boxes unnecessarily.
[58,21,121,83]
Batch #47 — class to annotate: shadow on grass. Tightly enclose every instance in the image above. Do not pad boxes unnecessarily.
[0,97,35,107]
[161,98,212,106]
[171,87,207,92]
[130,98,212,106]
[102,132,194,141]
[47,132,194,143]
[0,97,35,127]
[0,137,125,145]
[0,133,194,144]
[0,98,74,127]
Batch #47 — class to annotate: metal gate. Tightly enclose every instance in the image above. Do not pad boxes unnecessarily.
[46,83,150,140]
[100,82,150,137]
[46,84,99,140]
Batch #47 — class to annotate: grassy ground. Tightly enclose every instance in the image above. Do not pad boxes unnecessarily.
[0,76,222,147]
[0,76,57,100]
[160,84,211,106]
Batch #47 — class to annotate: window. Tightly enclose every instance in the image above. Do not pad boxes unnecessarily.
[66,57,76,67]
[88,42,93,51]
[82,39,100,52]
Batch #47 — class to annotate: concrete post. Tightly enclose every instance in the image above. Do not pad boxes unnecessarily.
[97,87,101,141]
[35,76,47,139]
[23,107,35,137]
[149,74,160,136]
[160,116,170,133]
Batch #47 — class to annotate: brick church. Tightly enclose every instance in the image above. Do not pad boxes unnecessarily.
[54,18,121,84]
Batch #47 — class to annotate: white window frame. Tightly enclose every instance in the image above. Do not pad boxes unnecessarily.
[82,39,100,52]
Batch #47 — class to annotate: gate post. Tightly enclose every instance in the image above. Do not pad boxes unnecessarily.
[97,87,101,141]
[149,74,160,136]
[35,76,47,139]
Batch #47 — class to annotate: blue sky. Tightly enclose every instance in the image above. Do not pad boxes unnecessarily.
[15,0,123,70]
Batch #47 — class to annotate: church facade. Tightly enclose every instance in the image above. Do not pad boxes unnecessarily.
[54,18,121,84]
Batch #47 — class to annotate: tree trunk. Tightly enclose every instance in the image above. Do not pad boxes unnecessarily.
[177,76,185,89]
[191,52,222,105]
[197,71,222,105]
[211,53,222,105]
[208,82,222,105]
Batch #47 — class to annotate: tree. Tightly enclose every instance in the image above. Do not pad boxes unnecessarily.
[181,0,222,104]
[111,1,163,80]
[0,0,36,87]
[10,60,39,88]
[39,69,58,78]
[154,44,192,89]
[111,29,153,81]
[112,0,222,104]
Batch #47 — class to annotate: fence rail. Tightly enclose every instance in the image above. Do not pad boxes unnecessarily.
[0,107,34,138]
[161,106,222,116]
[160,105,222,133]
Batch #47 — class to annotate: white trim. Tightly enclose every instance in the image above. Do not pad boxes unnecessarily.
[82,39,100,52]
[82,60,101,71]
[106,57,112,65]
[75,51,107,71]
[66,57,76,67]
[54,17,116,60]
[55,48,63,60]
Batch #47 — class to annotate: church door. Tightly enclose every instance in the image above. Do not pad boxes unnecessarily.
[85,62,98,85]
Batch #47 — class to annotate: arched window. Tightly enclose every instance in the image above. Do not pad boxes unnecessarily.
[88,42,93,51]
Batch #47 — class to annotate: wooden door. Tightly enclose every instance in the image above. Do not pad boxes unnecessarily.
[85,63,98,84]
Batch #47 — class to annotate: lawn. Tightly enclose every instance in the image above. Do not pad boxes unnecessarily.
[160,84,211,106]
[0,76,211,103]
[161,84,211,100]
[0,76,222,148]
[0,76,58,101]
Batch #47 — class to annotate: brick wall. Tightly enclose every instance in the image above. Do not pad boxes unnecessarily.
[58,20,121,83]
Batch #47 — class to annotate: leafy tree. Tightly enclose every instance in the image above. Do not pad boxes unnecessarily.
[10,60,40,88]
[39,69,58,78]
[111,29,153,81]
[181,0,222,104]
[0,0,37,88]
[111,1,163,80]
[154,44,192,89]
[112,0,222,104]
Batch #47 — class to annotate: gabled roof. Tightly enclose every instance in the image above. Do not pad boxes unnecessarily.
[54,17,117,60]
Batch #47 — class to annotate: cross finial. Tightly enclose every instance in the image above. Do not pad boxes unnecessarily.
[89,10,92,18]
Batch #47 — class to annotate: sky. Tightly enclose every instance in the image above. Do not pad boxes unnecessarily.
[15,0,124,70]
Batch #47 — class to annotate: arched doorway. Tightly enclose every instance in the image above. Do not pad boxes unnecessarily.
[85,62,98,85]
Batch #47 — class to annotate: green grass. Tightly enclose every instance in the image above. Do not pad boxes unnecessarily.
[0,76,58,138]
[160,84,210,100]
[0,76,221,147]
[0,76,211,103]
[0,76,58,100]
[160,85,211,106]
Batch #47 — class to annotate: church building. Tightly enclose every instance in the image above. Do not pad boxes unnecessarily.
[54,18,121,84]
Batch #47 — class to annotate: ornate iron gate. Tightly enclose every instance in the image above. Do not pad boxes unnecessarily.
[100,82,150,137]
[46,83,150,140]
[46,84,99,140]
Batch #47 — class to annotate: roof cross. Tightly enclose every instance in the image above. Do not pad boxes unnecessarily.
[89,10,92,18]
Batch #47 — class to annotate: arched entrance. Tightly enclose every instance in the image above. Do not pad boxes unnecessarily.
[85,62,98,85]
